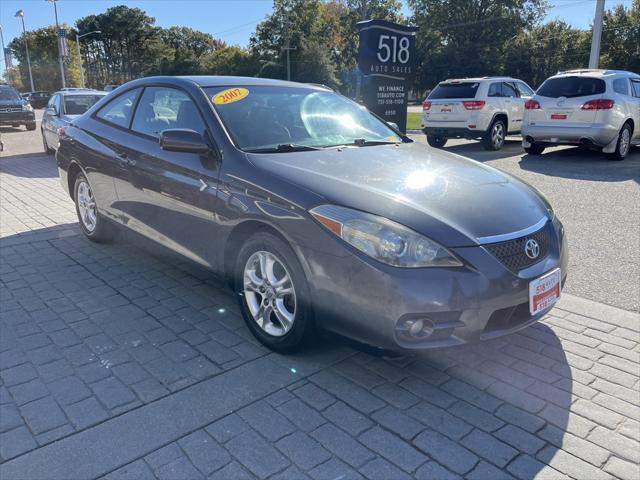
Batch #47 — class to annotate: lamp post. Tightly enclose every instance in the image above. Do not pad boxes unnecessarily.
[14,10,35,92]
[76,30,100,88]
[46,0,66,89]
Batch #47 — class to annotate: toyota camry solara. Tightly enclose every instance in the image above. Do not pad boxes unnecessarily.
[57,76,568,352]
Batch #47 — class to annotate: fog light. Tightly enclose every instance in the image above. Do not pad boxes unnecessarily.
[408,319,424,336]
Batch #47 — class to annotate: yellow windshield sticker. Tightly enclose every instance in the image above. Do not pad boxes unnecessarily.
[212,87,249,105]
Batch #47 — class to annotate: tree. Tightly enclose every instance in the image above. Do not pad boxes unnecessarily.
[408,0,547,89]
[9,25,82,91]
[202,44,259,77]
[600,0,639,73]
[159,27,218,75]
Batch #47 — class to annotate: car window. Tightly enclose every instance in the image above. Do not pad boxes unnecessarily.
[205,85,402,151]
[515,82,535,97]
[429,82,479,99]
[632,80,640,98]
[502,82,519,98]
[488,83,502,97]
[132,87,206,138]
[63,95,104,115]
[0,87,21,101]
[47,94,57,109]
[613,78,629,96]
[96,88,140,129]
[537,76,605,98]
[54,95,62,114]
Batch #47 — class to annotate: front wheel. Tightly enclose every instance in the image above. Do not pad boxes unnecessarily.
[73,173,115,243]
[524,143,545,155]
[483,119,506,150]
[426,135,447,148]
[609,124,632,161]
[235,231,315,353]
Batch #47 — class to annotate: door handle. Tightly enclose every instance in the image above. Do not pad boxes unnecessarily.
[116,152,136,166]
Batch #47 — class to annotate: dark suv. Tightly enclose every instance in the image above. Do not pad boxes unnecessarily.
[0,84,36,130]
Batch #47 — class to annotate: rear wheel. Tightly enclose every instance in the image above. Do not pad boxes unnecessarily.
[609,123,632,161]
[426,135,447,148]
[73,173,116,243]
[483,119,506,150]
[235,231,315,353]
[524,143,545,155]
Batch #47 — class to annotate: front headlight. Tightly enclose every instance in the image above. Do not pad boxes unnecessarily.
[310,205,462,268]
[22,103,33,112]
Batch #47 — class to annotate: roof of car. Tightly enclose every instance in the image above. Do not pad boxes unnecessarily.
[140,75,332,90]
[553,69,640,78]
[441,76,523,83]
[55,89,106,96]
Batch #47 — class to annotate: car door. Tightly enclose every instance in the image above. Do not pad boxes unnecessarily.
[487,82,505,125]
[502,82,523,133]
[121,85,221,268]
[630,79,640,141]
[43,94,61,146]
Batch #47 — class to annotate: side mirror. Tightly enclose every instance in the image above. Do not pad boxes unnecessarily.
[160,129,210,154]
[387,121,399,130]
[44,107,57,117]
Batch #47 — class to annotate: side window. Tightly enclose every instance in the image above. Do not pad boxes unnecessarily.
[53,95,62,114]
[47,95,57,110]
[632,80,640,98]
[132,87,206,138]
[516,82,535,97]
[96,88,141,129]
[613,78,629,96]
[502,82,519,98]
[488,83,502,97]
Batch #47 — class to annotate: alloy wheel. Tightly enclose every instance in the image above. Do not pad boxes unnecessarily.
[492,122,505,148]
[77,180,97,233]
[243,250,296,337]
[619,127,630,157]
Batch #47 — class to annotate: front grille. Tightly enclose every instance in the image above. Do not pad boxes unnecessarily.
[484,224,549,272]
[484,302,531,333]
[0,107,22,113]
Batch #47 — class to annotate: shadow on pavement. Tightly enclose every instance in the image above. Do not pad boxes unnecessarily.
[1,223,572,477]
[442,139,524,161]
[0,152,57,178]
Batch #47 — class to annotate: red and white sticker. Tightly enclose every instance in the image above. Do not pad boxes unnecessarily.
[529,268,561,315]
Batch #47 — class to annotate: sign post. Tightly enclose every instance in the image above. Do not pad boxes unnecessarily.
[356,20,418,133]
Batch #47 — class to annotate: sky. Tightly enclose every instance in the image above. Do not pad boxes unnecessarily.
[0,0,635,70]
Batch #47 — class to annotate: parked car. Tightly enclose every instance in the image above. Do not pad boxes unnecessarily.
[421,76,536,150]
[23,91,52,109]
[522,69,640,159]
[0,84,36,130]
[57,76,567,353]
[42,90,106,153]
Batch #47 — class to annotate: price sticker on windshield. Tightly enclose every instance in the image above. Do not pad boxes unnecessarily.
[212,88,249,105]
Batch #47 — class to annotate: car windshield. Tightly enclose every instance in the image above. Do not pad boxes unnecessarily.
[205,86,403,152]
[429,82,479,99]
[0,88,21,101]
[537,76,606,98]
[64,95,104,115]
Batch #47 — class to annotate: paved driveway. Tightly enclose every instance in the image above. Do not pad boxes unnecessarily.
[0,121,639,480]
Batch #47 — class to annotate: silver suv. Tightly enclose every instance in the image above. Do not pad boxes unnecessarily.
[522,69,640,160]
[421,77,535,150]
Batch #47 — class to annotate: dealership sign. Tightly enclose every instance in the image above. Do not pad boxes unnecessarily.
[357,20,418,133]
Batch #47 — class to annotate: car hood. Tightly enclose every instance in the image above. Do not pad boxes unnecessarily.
[0,100,24,107]
[247,142,550,247]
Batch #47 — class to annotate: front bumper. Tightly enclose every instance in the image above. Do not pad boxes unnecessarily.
[0,111,35,125]
[522,123,618,147]
[301,216,567,351]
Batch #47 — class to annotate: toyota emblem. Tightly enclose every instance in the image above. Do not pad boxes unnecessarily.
[524,239,540,259]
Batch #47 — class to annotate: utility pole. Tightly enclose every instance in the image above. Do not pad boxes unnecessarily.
[14,11,35,91]
[76,30,101,89]
[588,0,605,69]
[282,19,296,81]
[47,0,66,89]
[0,25,8,84]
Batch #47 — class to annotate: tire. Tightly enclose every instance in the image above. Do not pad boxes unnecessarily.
[483,118,506,150]
[524,143,545,155]
[73,172,115,243]
[42,131,54,154]
[26,122,36,131]
[426,135,447,148]
[234,231,315,353]
[609,123,632,161]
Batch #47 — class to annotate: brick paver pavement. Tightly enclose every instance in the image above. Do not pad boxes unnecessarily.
[1,142,639,479]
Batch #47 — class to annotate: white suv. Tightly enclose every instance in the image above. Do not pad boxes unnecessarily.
[522,69,640,160]
[421,77,535,150]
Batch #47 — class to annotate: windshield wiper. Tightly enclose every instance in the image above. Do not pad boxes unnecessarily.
[245,144,323,153]
[332,139,401,147]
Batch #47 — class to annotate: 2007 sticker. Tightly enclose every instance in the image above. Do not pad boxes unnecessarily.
[212,88,249,105]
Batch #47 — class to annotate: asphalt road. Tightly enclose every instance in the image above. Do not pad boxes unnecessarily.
[1,111,638,311]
